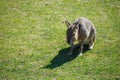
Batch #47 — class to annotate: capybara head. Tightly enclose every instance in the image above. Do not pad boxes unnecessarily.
[65,21,78,45]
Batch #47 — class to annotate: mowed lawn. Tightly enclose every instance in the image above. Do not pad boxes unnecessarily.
[0,0,120,80]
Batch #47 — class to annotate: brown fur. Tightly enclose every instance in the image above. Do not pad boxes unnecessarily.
[65,17,96,56]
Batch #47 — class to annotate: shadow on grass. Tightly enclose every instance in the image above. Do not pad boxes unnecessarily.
[42,45,90,69]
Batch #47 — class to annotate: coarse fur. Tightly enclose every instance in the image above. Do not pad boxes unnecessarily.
[65,17,96,56]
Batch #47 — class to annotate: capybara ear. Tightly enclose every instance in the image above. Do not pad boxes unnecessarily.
[65,21,71,28]
[73,26,78,32]
[73,21,79,30]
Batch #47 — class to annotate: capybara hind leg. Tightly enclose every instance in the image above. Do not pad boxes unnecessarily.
[79,42,83,56]
[89,36,95,50]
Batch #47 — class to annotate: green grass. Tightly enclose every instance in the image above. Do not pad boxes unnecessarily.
[0,0,120,80]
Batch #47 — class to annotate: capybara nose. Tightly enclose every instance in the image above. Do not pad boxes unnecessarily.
[67,40,71,45]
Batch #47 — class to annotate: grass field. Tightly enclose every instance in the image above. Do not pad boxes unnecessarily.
[0,0,120,80]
